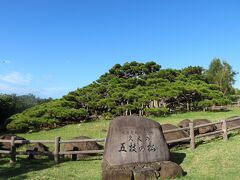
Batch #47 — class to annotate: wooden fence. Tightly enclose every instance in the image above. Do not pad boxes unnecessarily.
[1,117,240,164]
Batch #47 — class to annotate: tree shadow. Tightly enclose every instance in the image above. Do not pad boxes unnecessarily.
[170,152,186,165]
[170,152,187,176]
[62,155,102,162]
[195,135,224,148]
[228,131,240,138]
[0,157,56,179]
[168,143,189,151]
[0,158,9,165]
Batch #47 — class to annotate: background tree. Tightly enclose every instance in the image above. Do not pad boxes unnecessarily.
[0,94,49,130]
[207,58,237,95]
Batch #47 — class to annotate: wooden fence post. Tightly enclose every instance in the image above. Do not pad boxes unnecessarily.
[222,120,228,141]
[10,136,16,164]
[54,137,61,164]
[189,122,195,150]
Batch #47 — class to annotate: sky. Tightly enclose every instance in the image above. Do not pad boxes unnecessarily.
[0,0,240,98]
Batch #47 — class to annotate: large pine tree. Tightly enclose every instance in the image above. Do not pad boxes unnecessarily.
[6,60,236,132]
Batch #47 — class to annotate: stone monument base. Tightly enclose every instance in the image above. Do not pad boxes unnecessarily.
[102,160,184,180]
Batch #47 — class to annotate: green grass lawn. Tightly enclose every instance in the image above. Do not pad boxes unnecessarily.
[1,108,240,180]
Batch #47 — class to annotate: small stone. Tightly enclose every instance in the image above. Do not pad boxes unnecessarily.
[63,136,103,160]
[0,134,25,150]
[26,143,49,159]
[159,161,183,179]
[161,123,189,146]
[193,119,216,134]
[133,168,157,180]
[102,168,133,180]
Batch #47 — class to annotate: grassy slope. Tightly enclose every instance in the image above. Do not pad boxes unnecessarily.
[1,108,240,180]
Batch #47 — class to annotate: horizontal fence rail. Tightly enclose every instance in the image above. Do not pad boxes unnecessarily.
[225,116,240,122]
[16,151,52,156]
[59,150,104,155]
[195,130,223,138]
[228,125,240,131]
[166,137,191,144]
[163,127,190,134]
[193,121,222,128]
[60,138,105,143]
[0,150,11,154]
[1,117,240,164]
[16,140,55,144]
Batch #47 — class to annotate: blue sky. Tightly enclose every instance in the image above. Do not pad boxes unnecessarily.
[0,0,239,98]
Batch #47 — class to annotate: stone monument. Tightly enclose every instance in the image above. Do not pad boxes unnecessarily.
[102,115,184,179]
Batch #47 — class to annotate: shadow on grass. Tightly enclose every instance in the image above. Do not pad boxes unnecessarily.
[195,131,240,148]
[170,152,186,165]
[228,131,240,138]
[0,154,103,179]
[195,136,221,148]
[170,152,188,176]
[61,155,102,162]
[169,142,189,151]
[0,157,55,179]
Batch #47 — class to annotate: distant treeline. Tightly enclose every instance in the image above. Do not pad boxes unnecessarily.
[5,59,240,132]
[0,94,51,130]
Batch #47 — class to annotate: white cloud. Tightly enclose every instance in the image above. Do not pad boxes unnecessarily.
[0,60,11,64]
[0,72,32,85]
[0,83,38,95]
[0,83,17,92]
[0,83,68,98]
[0,71,69,98]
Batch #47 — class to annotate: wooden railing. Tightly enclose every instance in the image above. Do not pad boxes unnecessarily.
[1,117,240,164]
[0,137,105,164]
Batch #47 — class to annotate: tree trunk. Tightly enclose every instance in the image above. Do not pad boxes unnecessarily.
[154,100,158,108]
[187,102,190,111]
[149,100,154,108]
